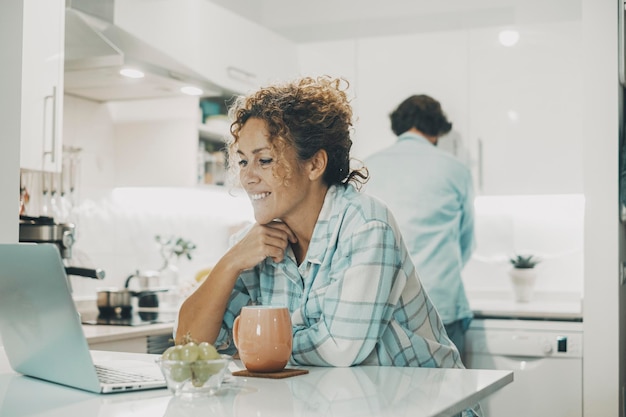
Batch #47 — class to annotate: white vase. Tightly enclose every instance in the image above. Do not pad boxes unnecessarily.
[509,268,537,303]
[159,258,181,310]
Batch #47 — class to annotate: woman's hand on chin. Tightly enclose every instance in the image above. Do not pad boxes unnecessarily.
[228,221,297,268]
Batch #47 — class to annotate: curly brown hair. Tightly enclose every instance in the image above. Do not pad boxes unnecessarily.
[226,76,368,188]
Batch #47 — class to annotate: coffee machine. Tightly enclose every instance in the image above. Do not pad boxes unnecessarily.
[19,215,105,280]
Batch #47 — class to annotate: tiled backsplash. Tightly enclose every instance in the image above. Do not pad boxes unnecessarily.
[67,189,584,300]
[69,186,254,299]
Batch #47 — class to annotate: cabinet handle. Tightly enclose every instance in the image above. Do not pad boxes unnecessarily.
[43,86,57,164]
[477,137,484,192]
[227,66,256,84]
[617,0,626,86]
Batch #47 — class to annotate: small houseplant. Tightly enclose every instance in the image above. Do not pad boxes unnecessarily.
[155,235,197,308]
[509,254,541,269]
[508,254,541,302]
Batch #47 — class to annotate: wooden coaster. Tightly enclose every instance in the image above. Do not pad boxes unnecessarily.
[232,368,309,379]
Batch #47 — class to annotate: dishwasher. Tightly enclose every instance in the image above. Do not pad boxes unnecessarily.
[465,318,583,417]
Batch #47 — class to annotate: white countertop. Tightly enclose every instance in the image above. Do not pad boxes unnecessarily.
[81,322,174,343]
[467,291,583,321]
[0,348,513,417]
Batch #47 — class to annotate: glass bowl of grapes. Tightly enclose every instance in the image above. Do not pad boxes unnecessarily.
[157,341,231,398]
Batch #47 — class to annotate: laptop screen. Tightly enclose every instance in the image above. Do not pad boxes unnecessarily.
[0,243,104,392]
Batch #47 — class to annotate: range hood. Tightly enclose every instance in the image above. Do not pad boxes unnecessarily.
[64,2,228,102]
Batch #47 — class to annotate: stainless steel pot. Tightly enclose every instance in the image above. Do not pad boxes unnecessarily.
[97,288,133,317]
[97,287,168,317]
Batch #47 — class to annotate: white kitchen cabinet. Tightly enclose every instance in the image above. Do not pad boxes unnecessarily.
[467,22,583,195]
[19,0,65,173]
[298,22,583,196]
[114,0,298,95]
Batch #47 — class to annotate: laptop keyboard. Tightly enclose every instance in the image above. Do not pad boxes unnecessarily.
[95,365,162,384]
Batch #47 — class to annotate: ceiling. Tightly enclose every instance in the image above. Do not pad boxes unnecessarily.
[207,0,581,42]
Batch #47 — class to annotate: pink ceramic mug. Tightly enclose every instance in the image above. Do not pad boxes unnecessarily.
[233,305,292,373]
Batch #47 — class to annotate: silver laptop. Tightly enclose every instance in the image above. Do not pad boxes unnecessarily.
[0,243,167,393]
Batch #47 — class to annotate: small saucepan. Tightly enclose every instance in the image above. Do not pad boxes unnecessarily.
[97,288,133,318]
[96,288,167,317]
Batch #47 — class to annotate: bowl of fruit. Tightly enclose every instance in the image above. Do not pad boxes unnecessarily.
[157,339,231,398]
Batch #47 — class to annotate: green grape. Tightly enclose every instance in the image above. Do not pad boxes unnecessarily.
[191,361,222,387]
[198,342,220,360]
[169,363,192,382]
[162,345,184,360]
[180,342,200,362]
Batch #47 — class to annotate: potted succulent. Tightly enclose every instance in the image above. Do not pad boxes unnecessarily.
[508,254,541,302]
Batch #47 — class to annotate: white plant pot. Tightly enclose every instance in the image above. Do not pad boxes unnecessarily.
[509,268,537,303]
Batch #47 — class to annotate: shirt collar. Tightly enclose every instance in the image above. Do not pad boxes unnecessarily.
[302,184,344,265]
[398,131,431,145]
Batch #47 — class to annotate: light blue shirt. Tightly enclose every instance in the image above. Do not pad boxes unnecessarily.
[364,132,476,327]
[215,184,463,369]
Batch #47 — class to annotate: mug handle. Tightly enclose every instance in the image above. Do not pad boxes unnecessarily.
[232,316,240,348]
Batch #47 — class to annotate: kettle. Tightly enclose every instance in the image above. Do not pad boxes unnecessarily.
[124,269,163,291]
[123,269,169,310]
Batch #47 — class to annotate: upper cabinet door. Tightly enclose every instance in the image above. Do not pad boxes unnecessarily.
[298,22,583,196]
[20,0,65,172]
[115,0,298,95]
[468,22,583,195]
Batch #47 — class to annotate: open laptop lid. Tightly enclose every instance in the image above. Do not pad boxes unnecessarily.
[0,243,102,393]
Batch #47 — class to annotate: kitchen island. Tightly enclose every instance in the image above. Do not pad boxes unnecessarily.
[0,347,512,417]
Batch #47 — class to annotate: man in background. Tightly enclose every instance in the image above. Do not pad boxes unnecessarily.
[364,94,476,360]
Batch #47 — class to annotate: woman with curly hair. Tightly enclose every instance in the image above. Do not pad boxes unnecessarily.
[175,76,463,369]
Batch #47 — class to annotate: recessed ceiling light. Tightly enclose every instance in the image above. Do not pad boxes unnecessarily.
[119,68,145,78]
[498,29,520,47]
[181,86,204,96]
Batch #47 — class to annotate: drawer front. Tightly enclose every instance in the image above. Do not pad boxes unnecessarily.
[147,334,174,354]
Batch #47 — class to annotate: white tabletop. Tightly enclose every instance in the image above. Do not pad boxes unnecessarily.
[0,347,512,417]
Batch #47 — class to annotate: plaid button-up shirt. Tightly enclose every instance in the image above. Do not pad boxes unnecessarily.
[216,184,463,369]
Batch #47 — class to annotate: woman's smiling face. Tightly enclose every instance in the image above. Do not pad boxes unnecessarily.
[236,118,315,226]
